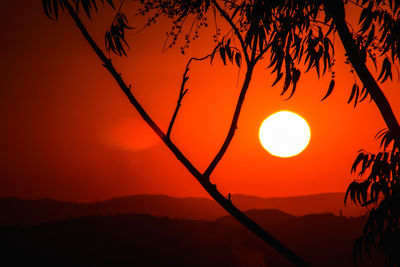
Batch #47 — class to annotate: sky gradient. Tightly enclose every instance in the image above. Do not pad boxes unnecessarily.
[1,1,399,202]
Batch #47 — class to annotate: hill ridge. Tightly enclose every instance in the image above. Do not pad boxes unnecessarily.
[0,192,366,227]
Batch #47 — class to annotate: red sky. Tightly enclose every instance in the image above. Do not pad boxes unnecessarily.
[1,1,399,202]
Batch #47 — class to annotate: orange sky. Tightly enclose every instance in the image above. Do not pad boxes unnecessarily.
[1,1,399,202]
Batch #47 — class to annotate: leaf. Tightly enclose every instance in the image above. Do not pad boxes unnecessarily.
[235,53,241,68]
[359,86,369,102]
[359,4,369,24]
[377,58,390,82]
[43,0,52,19]
[365,25,375,48]
[285,68,301,100]
[353,84,360,108]
[280,71,292,96]
[52,0,58,18]
[219,46,226,65]
[321,79,335,101]
[43,0,59,20]
[348,84,358,104]
[374,128,388,140]
[106,0,115,9]
[352,152,365,173]
[361,154,370,176]
[271,72,283,86]
[258,27,265,52]
[210,43,221,65]
[225,44,233,62]
[381,60,392,83]
[82,0,92,19]
[345,181,357,205]
[323,38,330,74]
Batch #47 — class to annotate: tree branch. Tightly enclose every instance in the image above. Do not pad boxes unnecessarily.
[323,0,400,142]
[59,0,309,265]
[167,46,221,138]
[203,63,254,178]
[61,0,202,180]
[167,62,190,138]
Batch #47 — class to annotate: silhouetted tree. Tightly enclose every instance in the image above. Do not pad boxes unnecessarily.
[42,0,400,265]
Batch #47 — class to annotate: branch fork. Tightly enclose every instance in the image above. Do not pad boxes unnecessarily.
[58,0,310,265]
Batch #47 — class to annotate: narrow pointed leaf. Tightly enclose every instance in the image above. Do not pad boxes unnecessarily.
[321,79,335,101]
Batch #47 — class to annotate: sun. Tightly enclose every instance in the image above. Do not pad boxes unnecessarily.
[259,111,311,158]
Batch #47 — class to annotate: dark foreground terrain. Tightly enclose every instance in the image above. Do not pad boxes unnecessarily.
[0,209,384,266]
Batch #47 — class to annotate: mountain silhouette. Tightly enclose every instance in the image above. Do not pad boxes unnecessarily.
[0,193,366,227]
[231,193,365,217]
[0,210,383,266]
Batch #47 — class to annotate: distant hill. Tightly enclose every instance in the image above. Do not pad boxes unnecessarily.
[0,193,366,226]
[0,195,224,226]
[0,210,383,266]
[231,193,366,217]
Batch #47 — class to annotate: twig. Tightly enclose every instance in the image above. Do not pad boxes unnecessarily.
[167,45,221,138]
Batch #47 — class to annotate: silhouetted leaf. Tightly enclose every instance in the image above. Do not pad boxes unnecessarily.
[235,53,241,68]
[225,40,233,62]
[219,46,226,65]
[378,58,391,82]
[105,0,115,9]
[353,84,360,108]
[352,152,365,173]
[348,84,357,104]
[366,25,375,48]
[280,71,292,96]
[321,79,335,101]
[359,86,369,102]
[258,27,265,53]
[43,0,63,19]
[52,0,58,18]
[272,72,283,86]
[105,12,133,56]
[285,68,301,100]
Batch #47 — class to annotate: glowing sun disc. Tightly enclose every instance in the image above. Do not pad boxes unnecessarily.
[259,111,311,158]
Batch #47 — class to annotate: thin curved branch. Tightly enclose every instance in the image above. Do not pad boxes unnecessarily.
[166,63,190,138]
[203,0,256,178]
[167,45,221,138]
[59,0,309,265]
[323,0,400,142]
[203,63,254,178]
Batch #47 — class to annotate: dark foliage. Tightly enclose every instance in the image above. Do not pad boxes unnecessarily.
[346,129,400,265]
[43,0,115,19]
[134,0,336,100]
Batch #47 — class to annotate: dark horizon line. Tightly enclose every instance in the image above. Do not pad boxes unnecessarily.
[0,191,347,204]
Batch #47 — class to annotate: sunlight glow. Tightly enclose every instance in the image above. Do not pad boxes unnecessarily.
[259,111,311,158]
[104,117,160,151]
